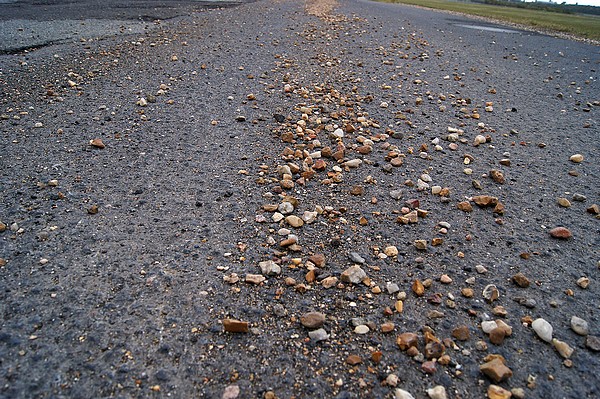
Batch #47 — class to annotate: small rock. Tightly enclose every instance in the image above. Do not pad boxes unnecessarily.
[457,201,473,212]
[258,260,281,276]
[588,204,600,215]
[321,276,338,288]
[549,227,572,239]
[381,322,395,333]
[385,373,399,387]
[414,240,427,250]
[354,325,370,334]
[483,284,499,302]
[489,328,506,345]
[386,282,400,294]
[488,384,512,399]
[341,265,367,284]
[557,198,571,208]
[422,361,437,374]
[552,338,574,359]
[245,274,266,284]
[346,354,362,365]
[223,319,249,333]
[572,193,587,202]
[348,252,365,264]
[577,277,590,289]
[285,215,304,228]
[89,138,105,149]
[384,246,399,257]
[489,169,505,184]
[300,312,326,329]
[308,254,326,267]
[532,318,553,342]
[452,325,470,341]
[394,389,416,399]
[308,328,329,342]
[571,316,589,336]
[569,154,584,163]
[222,385,240,399]
[396,332,418,350]
[425,341,445,359]
[480,357,513,383]
[87,205,99,215]
[512,272,530,288]
[426,385,447,399]
[412,280,425,296]
[585,335,600,351]
[481,321,498,334]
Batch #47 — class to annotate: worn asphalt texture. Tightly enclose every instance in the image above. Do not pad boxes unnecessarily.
[0,0,598,398]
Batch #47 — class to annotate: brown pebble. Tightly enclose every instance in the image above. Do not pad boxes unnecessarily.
[489,169,505,184]
[452,325,470,341]
[587,204,599,215]
[87,205,99,215]
[397,332,418,350]
[421,361,437,374]
[412,279,425,296]
[346,354,362,366]
[300,312,325,329]
[89,138,105,149]
[381,322,395,333]
[549,227,572,239]
[480,357,513,383]
[489,327,506,345]
[512,272,530,288]
[371,351,382,363]
[457,201,473,212]
[308,254,326,267]
[222,319,249,333]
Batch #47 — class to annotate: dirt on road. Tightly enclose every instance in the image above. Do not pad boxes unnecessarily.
[0,0,598,398]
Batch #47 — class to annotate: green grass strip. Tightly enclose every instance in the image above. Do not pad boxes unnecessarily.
[378,0,600,41]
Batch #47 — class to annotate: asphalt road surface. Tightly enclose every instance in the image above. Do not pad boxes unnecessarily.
[0,0,598,398]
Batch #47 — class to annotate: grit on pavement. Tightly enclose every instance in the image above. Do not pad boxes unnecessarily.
[0,0,598,398]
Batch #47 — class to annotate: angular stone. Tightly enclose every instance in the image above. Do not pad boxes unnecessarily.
[414,240,427,250]
[585,335,600,351]
[258,260,281,276]
[321,276,338,288]
[488,384,512,399]
[426,385,447,399]
[341,265,367,284]
[552,338,574,359]
[397,332,418,350]
[348,252,365,264]
[422,361,437,374]
[394,388,416,399]
[245,274,266,284]
[425,341,445,359]
[412,279,425,296]
[300,312,326,329]
[452,325,470,341]
[489,169,505,184]
[480,358,513,382]
[89,138,105,149]
[308,328,329,342]
[346,354,362,365]
[458,201,473,212]
[384,246,399,257]
[285,215,304,228]
[381,322,395,333]
[308,254,326,268]
[512,272,530,288]
[489,328,506,345]
[472,195,498,207]
[223,319,249,333]
[483,284,499,302]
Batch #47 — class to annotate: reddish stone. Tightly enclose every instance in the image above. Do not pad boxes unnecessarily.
[549,227,572,239]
